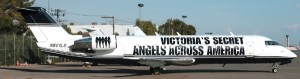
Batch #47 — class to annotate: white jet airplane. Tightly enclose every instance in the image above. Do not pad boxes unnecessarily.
[18,7,297,74]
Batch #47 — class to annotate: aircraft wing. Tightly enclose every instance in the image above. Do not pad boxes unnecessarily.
[137,58,195,66]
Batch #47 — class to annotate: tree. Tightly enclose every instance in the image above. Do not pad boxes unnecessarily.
[158,18,196,35]
[0,0,35,34]
[62,24,90,37]
[76,31,83,35]
[62,23,72,34]
[136,19,157,35]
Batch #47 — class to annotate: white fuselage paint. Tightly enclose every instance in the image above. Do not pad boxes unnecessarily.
[37,35,297,60]
[19,7,296,68]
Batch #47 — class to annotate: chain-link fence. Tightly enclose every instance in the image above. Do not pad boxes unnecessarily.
[0,35,47,66]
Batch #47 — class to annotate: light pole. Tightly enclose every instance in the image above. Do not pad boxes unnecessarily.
[48,0,50,11]
[182,15,187,35]
[169,18,173,35]
[182,15,187,22]
[101,16,115,35]
[12,20,19,65]
[286,35,289,47]
[138,3,144,20]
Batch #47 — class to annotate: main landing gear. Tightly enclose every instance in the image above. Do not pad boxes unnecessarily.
[272,63,279,73]
[149,67,165,75]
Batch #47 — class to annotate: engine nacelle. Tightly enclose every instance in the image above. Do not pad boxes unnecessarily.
[70,35,117,53]
[166,58,195,66]
[92,35,117,50]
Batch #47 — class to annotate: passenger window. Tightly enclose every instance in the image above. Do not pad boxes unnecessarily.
[265,41,280,46]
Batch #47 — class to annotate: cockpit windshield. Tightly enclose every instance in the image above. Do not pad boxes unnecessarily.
[265,41,281,46]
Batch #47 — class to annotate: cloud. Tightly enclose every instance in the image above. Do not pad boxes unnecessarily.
[224,27,232,32]
[252,29,262,34]
[288,24,300,30]
[297,3,300,8]
[252,28,281,35]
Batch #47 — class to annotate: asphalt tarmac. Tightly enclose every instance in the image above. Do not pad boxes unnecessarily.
[1,53,299,79]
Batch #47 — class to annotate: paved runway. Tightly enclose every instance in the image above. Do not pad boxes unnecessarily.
[1,53,299,79]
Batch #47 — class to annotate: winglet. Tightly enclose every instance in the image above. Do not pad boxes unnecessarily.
[230,32,234,36]
[176,32,181,36]
[155,32,159,36]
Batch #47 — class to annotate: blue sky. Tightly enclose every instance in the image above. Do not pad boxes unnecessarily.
[33,0,300,46]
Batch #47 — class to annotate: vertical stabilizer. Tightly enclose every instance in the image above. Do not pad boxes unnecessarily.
[18,7,75,42]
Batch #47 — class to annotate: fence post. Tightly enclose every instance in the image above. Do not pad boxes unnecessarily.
[14,35,16,65]
[4,35,6,66]
[22,35,24,56]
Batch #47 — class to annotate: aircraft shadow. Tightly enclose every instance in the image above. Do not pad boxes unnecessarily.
[45,63,122,67]
[164,69,269,73]
[0,67,270,77]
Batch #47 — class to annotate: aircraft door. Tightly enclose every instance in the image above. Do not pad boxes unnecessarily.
[245,42,254,57]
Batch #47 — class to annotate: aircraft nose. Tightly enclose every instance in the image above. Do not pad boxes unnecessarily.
[288,50,297,58]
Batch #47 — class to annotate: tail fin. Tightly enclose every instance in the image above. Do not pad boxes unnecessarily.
[18,7,74,42]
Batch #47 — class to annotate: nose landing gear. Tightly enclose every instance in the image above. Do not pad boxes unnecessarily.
[272,63,279,73]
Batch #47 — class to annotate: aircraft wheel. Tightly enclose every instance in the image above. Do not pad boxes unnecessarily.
[150,67,162,75]
[152,67,161,75]
[92,63,98,66]
[149,67,154,73]
[272,68,278,73]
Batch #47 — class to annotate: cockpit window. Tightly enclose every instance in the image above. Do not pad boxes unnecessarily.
[265,41,280,46]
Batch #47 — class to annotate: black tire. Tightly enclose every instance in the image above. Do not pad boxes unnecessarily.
[149,67,164,75]
[272,68,278,73]
[153,68,160,75]
[149,67,154,74]
[92,63,98,66]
